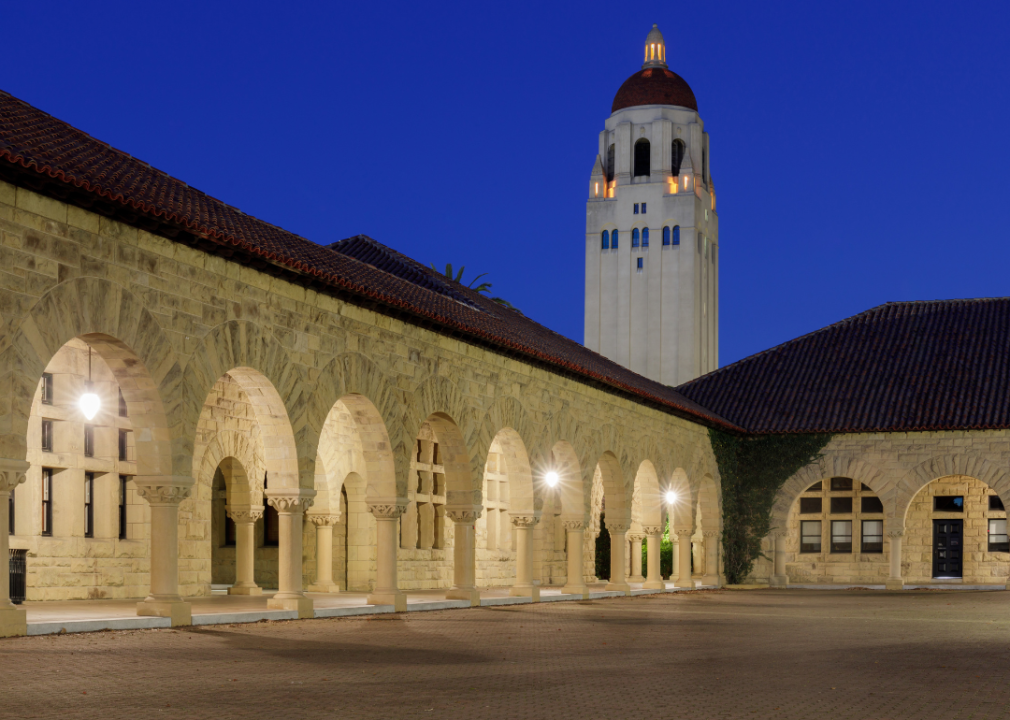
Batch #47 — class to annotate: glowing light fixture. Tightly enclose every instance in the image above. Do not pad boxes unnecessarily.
[665,490,678,505]
[545,471,560,488]
[79,345,101,421]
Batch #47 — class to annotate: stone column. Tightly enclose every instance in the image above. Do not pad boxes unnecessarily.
[769,532,789,587]
[367,503,407,611]
[642,526,665,590]
[886,530,904,591]
[606,522,631,593]
[135,476,195,626]
[561,520,588,597]
[702,530,720,586]
[307,514,341,593]
[628,534,645,583]
[0,459,28,637]
[674,528,695,589]
[445,508,481,606]
[227,505,264,595]
[265,489,315,618]
[510,515,540,601]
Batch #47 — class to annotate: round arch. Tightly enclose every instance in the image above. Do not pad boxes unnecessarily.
[631,460,663,530]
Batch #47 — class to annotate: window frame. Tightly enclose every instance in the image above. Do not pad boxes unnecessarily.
[988,518,1009,552]
[860,495,884,513]
[641,228,649,247]
[633,203,639,215]
[830,520,853,554]
[41,468,53,537]
[672,226,680,246]
[119,429,128,462]
[41,419,53,453]
[601,230,609,250]
[633,139,651,177]
[636,257,644,271]
[663,226,670,246]
[41,373,54,405]
[830,477,853,492]
[990,495,1005,511]
[933,496,964,512]
[119,388,128,418]
[119,475,128,540]
[632,228,640,248]
[611,230,618,249]
[799,496,822,514]
[800,520,822,553]
[84,472,94,539]
[84,424,95,458]
[860,519,883,553]
[830,496,853,514]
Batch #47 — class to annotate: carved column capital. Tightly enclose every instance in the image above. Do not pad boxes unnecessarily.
[673,528,694,538]
[0,458,29,494]
[563,520,585,532]
[510,515,539,529]
[134,476,194,506]
[227,505,264,524]
[703,530,719,538]
[642,525,662,536]
[309,514,340,527]
[445,508,482,524]
[607,523,629,534]
[265,489,316,513]
[368,503,406,519]
[627,533,645,542]
[887,530,905,539]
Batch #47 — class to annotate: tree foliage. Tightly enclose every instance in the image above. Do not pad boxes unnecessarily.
[709,429,833,584]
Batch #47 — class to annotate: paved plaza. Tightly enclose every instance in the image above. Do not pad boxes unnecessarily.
[4,589,1010,719]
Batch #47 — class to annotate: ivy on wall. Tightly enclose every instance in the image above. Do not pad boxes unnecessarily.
[709,428,833,584]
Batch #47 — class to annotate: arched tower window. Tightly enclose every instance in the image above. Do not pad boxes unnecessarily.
[601,230,609,250]
[671,140,686,177]
[672,225,680,246]
[662,226,670,246]
[642,228,649,247]
[634,139,651,177]
[632,228,640,248]
[606,144,615,183]
[611,230,618,249]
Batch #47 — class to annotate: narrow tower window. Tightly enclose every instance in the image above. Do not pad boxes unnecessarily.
[632,228,640,248]
[601,230,609,250]
[41,373,53,405]
[663,227,670,246]
[672,226,680,246]
[671,139,685,177]
[611,230,618,249]
[606,144,615,182]
[636,257,644,271]
[633,139,651,177]
[41,468,53,537]
[642,228,649,247]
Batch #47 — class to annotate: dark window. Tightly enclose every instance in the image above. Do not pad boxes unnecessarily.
[861,496,884,513]
[641,203,647,214]
[671,140,685,176]
[807,481,822,492]
[934,496,964,512]
[84,472,94,538]
[611,231,618,249]
[702,146,708,181]
[632,228,640,248]
[41,373,53,405]
[41,419,53,452]
[119,389,128,418]
[988,519,1009,552]
[663,227,670,246]
[830,477,853,492]
[800,521,821,553]
[415,440,422,462]
[119,475,128,540]
[634,139,651,176]
[830,520,852,553]
[636,258,643,270]
[262,472,279,547]
[861,520,883,553]
[861,483,872,491]
[634,203,639,214]
[606,144,615,182]
[41,468,52,537]
[672,226,680,246]
[601,230,609,250]
[119,429,128,461]
[8,488,14,536]
[642,228,649,247]
[799,497,822,514]
[223,507,236,547]
[830,497,853,514]
[990,495,1005,511]
[84,425,94,458]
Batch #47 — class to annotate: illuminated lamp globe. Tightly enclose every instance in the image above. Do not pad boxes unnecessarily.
[665,490,677,505]
[545,471,560,488]
[80,387,101,421]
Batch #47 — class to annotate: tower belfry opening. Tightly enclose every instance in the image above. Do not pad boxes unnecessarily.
[584,24,718,386]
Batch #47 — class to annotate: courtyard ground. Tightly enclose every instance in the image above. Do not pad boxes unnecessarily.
[3,589,1010,719]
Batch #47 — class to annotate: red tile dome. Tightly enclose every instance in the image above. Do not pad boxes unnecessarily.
[612,67,698,113]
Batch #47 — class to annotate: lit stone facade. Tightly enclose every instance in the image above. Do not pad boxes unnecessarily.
[584,26,719,385]
[752,432,1010,588]
[0,179,723,635]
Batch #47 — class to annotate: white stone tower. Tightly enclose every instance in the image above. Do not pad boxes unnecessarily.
[584,25,718,386]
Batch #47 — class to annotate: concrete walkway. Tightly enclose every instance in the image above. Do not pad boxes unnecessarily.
[20,580,711,635]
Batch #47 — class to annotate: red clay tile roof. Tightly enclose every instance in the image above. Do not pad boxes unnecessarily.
[0,89,738,431]
[612,68,698,113]
[677,299,1010,434]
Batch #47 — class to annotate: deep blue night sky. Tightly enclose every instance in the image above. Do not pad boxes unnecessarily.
[4,1,1008,367]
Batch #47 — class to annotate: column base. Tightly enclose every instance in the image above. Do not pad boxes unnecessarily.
[673,579,696,589]
[561,584,589,598]
[885,578,905,591]
[642,579,665,590]
[769,574,789,587]
[445,587,481,606]
[228,584,263,596]
[307,582,341,594]
[137,599,191,626]
[509,584,540,601]
[0,604,27,637]
[267,594,314,618]
[701,574,720,587]
[368,590,407,612]
[605,580,631,594]
[628,575,645,583]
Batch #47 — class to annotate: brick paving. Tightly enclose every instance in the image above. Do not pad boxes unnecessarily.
[4,589,1010,719]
